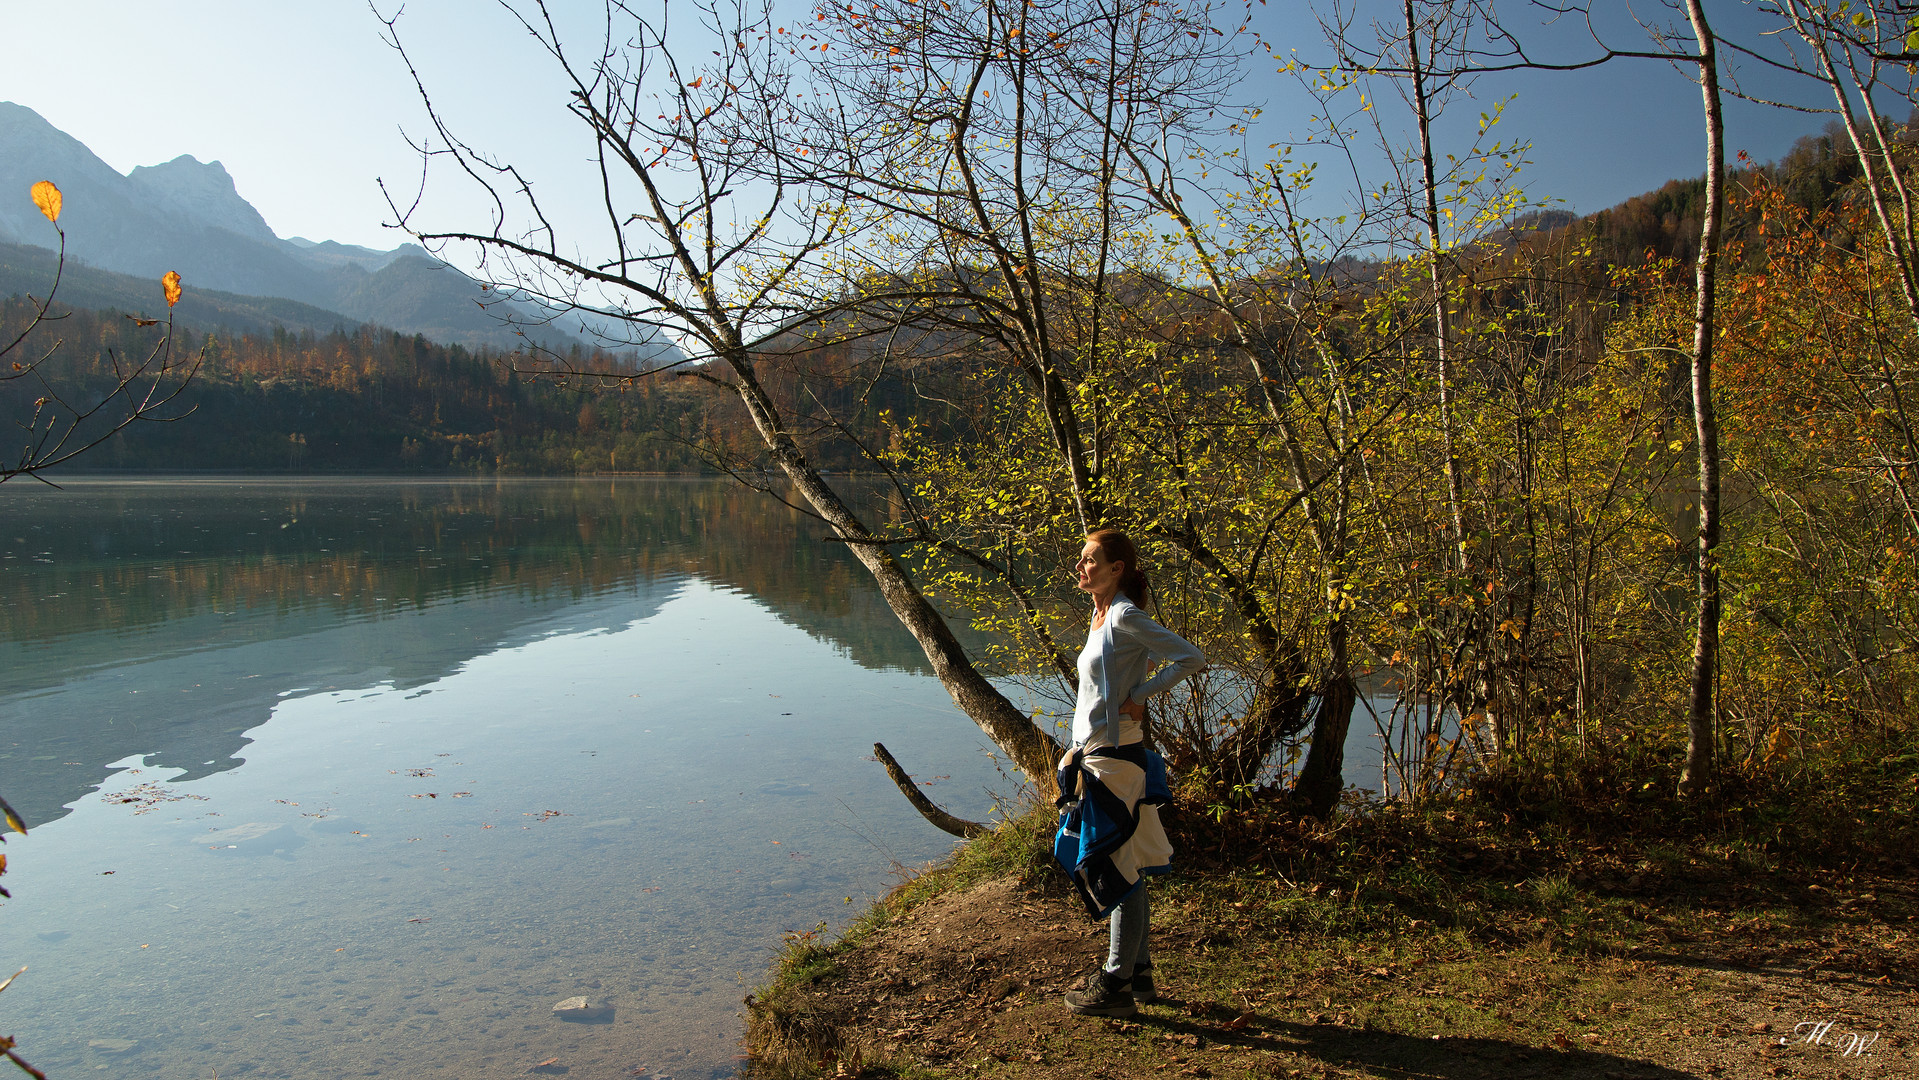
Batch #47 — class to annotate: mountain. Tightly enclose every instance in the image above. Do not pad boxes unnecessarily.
[126,154,278,244]
[282,234,420,273]
[0,101,654,355]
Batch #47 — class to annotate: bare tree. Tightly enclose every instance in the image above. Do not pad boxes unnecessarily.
[741,0,1347,789]
[1757,1,1919,328]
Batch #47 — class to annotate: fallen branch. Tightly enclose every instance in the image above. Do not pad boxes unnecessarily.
[872,743,989,839]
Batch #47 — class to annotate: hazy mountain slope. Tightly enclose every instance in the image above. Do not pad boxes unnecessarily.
[0,239,365,338]
[328,254,567,351]
[283,235,420,273]
[0,104,332,300]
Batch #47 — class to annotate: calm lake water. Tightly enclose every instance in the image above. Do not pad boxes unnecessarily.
[0,477,1020,1080]
[0,477,1389,1080]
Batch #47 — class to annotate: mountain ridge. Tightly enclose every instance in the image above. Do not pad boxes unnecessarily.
[0,101,611,354]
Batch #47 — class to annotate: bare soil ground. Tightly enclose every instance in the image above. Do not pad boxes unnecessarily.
[749,855,1918,1080]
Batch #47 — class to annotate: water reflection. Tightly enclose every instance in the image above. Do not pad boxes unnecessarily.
[1,478,934,828]
[2,581,1000,1080]
[0,478,1010,1080]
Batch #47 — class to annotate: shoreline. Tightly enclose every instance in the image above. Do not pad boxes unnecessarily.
[743,800,1918,1079]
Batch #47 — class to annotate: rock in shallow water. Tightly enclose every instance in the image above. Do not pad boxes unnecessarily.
[552,996,613,1022]
[87,1038,138,1054]
[203,822,301,854]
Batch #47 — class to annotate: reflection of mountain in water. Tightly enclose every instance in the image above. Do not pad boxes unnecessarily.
[4,584,683,828]
[0,478,953,827]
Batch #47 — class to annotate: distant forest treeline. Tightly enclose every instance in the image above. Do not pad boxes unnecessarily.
[0,312,766,474]
[1580,120,1876,268]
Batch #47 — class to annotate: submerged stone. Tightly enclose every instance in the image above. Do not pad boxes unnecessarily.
[88,1038,138,1054]
[204,822,299,854]
[552,996,613,1022]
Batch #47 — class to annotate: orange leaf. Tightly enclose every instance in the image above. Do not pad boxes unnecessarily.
[162,271,182,308]
[30,180,61,224]
[688,76,704,89]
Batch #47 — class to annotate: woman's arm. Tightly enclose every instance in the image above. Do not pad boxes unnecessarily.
[1117,606,1207,702]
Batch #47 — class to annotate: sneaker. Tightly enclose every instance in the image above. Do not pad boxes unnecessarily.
[1131,964,1157,1004]
[1063,968,1136,1018]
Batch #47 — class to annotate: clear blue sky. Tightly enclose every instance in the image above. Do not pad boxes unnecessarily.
[0,1,1835,255]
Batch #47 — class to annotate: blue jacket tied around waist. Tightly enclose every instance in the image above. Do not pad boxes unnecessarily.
[1053,743,1174,918]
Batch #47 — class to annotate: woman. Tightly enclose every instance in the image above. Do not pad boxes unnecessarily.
[1056,528,1206,1018]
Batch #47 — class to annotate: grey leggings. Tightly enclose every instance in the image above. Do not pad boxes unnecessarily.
[1103,881,1151,977]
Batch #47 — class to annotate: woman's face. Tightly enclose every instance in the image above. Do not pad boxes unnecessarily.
[1075,539,1124,601]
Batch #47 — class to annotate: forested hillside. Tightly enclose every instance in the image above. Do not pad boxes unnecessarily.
[0,305,724,474]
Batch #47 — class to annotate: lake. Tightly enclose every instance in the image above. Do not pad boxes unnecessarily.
[0,477,1390,1080]
[0,477,1033,1080]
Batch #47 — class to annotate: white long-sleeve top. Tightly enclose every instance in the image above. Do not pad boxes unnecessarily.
[1071,595,1207,749]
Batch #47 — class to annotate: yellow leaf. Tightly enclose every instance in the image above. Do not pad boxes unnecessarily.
[162,270,182,308]
[1763,726,1791,764]
[0,792,23,835]
[30,180,61,223]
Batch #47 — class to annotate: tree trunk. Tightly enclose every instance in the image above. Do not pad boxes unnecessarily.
[726,365,1064,793]
[1293,544,1357,818]
[1293,668,1357,819]
[873,743,989,839]
[1404,0,1466,551]
[1679,0,1724,798]
[1218,675,1313,788]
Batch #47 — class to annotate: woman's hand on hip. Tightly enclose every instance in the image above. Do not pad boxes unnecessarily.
[1119,697,1146,725]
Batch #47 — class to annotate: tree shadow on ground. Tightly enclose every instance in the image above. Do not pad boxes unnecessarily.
[1628,943,1915,994]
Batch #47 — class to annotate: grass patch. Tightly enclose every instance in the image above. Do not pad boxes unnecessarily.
[878,794,1064,912]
